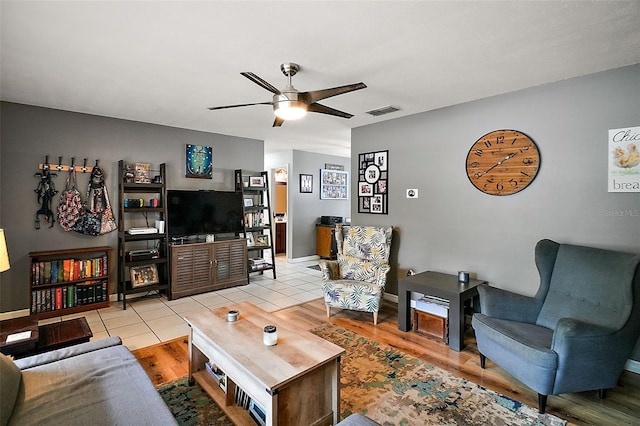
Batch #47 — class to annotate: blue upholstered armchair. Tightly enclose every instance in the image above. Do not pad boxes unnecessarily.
[319,225,393,325]
[472,239,640,413]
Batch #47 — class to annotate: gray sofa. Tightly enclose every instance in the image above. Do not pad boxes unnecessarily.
[1,336,177,426]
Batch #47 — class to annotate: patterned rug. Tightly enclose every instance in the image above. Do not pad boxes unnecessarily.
[157,324,566,425]
[312,324,566,426]
[157,376,233,426]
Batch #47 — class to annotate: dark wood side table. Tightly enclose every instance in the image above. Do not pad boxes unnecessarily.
[37,317,93,354]
[0,316,39,357]
[398,271,486,351]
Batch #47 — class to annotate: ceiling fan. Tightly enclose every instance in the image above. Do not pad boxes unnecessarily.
[208,63,367,127]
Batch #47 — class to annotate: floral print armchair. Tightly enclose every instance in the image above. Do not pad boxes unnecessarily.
[319,224,393,325]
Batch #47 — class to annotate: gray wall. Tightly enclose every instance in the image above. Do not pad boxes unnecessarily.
[0,102,264,313]
[267,150,351,260]
[352,64,640,359]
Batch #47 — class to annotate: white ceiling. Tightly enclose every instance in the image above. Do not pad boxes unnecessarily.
[2,1,639,157]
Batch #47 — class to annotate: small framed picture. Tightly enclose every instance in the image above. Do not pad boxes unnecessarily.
[249,176,264,187]
[130,264,159,288]
[244,198,254,207]
[246,232,255,247]
[300,174,313,193]
[358,183,373,196]
[255,234,270,247]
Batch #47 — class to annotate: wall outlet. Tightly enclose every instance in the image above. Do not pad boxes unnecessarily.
[406,189,419,198]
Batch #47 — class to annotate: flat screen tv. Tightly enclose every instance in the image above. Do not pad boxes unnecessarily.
[167,190,244,238]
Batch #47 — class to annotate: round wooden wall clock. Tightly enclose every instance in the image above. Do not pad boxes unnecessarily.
[466,129,540,196]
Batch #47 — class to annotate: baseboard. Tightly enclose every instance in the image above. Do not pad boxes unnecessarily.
[383,292,398,303]
[288,255,320,264]
[625,359,640,374]
[0,308,31,321]
[383,293,640,373]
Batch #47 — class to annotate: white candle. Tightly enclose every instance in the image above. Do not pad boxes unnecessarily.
[263,325,277,346]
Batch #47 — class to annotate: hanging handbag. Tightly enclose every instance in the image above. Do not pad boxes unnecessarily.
[73,166,117,236]
[99,187,117,235]
[57,168,84,231]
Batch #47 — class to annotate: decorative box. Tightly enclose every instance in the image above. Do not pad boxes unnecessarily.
[412,308,448,343]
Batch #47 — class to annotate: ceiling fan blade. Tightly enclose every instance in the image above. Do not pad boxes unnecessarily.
[208,102,272,111]
[241,72,281,95]
[273,116,285,127]
[302,82,367,104]
[307,103,354,119]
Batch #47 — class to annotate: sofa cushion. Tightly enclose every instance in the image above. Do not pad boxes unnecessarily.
[337,413,381,425]
[0,353,21,426]
[318,260,340,281]
[10,340,176,426]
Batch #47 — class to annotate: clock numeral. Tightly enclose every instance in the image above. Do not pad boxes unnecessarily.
[484,140,492,148]
[519,145,531,153]
[520,171,530,177]
[511,137,518,145]
[496,182,504,192]
[509,179,518,187]
[522,157,535,165]
[496,136,505,144]
[469,161,480,168]
[474,149,483,157]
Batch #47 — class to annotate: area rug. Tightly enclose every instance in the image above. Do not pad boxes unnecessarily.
[157,376,233,426]
[308,264,321,271]
[312,324,566,426]
[157,324,566,425]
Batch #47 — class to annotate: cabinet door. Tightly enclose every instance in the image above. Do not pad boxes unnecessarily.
[212,240,247,289]
[316,226,334,258]
[275,223,286,254]
[172,245,213,298]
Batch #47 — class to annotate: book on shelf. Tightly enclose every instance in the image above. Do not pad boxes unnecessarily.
[31,280,108,314]
[32,255,108,285]
[205,361,226,392]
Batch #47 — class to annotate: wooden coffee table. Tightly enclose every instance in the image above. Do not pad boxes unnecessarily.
[184,302,345,426]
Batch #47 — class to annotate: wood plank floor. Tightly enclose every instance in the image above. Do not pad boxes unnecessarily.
[133,298,640,425]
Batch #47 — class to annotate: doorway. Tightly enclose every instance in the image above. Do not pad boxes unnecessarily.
[273,167,287,256]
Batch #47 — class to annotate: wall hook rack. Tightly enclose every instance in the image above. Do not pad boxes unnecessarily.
[38,156,94,173]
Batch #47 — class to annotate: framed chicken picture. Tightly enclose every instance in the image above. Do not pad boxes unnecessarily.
[608,126,640,192]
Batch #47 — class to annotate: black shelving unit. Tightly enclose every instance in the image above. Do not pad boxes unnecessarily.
[117,160,170,309]
[235,169,276,280]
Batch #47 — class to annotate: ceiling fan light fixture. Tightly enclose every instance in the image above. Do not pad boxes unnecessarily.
[273,93,307,120]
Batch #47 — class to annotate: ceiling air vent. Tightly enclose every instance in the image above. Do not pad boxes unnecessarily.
[366,105,401,117]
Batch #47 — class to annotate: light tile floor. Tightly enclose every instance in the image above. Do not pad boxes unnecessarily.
[38,257,324,351]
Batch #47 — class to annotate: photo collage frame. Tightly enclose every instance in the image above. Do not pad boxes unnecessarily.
[358,150,388,214]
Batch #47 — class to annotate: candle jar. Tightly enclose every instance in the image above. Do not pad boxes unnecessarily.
[263,325,277,346]
[458,271,470,283]
[227,310,239,322]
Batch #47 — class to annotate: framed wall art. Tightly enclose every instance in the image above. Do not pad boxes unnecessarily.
[185,144,213,179]
[320,169,348,200]
[358,150,388,214]
[300,174,313,193]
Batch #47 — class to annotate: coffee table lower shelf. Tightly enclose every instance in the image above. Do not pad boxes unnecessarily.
[191,370,255,426]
